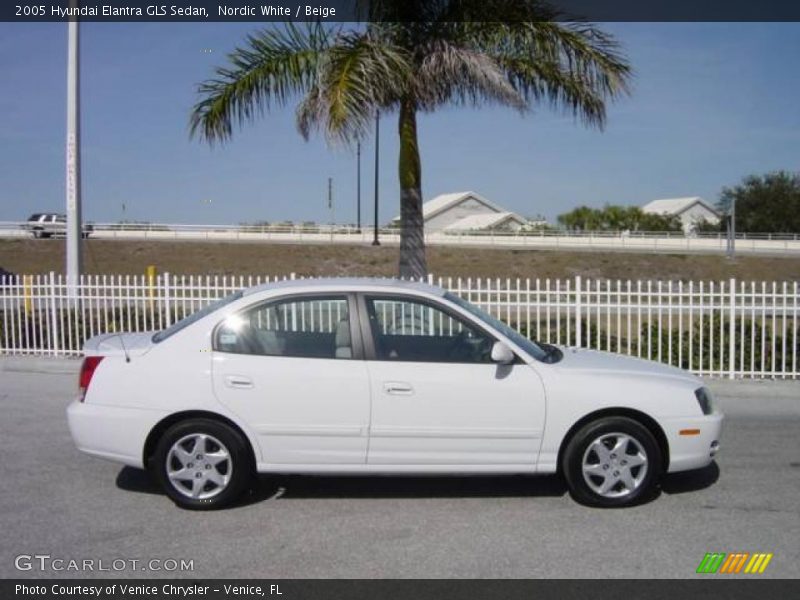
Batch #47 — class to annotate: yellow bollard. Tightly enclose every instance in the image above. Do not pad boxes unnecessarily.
[147,265,157,311]
[23,275,33,315]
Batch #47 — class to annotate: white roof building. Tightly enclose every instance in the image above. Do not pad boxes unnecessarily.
[393,191,527,233]
[641,196,720,233]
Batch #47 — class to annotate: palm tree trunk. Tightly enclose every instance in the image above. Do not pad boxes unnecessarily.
[397,97,427,279]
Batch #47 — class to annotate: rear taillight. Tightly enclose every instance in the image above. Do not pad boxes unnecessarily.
[78,356,104,401]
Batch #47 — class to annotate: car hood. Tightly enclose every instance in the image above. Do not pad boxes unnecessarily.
[83,331,156,358]
[553,346,699,384]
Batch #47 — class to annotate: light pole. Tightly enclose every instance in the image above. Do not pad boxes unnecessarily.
[66,0,83,299]
[372,111,380,246]
[328,177,334,242]
[356,141,361,232]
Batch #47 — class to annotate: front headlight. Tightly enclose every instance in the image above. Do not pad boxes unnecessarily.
[695,387,714,415]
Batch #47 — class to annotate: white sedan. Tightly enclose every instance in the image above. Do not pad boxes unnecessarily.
[67,278,723,509]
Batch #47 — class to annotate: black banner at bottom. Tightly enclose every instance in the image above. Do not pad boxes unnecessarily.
[3,579,799,600]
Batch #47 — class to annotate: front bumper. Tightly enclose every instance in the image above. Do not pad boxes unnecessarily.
[662,412,724,473]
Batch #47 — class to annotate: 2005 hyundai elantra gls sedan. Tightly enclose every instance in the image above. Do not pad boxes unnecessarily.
[68,278,723,509]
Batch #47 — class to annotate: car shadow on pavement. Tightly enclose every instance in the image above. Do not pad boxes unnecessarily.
[116,465,719,508]
[115,467,569,507]
[116,466,162,495]
[659,462,720,495]
[238,473,569,506]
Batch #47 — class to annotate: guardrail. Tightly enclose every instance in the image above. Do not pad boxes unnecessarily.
[2,221,799,254]
[1,272,797,379]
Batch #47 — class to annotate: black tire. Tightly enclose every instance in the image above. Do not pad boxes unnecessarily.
[562,416,662,508]
[153,418,252,510]
[33,229,43,239]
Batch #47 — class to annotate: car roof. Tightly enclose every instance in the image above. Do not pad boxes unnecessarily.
[242,277,446,298]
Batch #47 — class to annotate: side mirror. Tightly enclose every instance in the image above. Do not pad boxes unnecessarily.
[491,341,515,365]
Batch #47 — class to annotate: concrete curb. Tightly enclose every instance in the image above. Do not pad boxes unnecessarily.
[0,356,81,374]
[705,378,800,400]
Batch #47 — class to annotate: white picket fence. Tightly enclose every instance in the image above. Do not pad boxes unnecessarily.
[1,273,798,379]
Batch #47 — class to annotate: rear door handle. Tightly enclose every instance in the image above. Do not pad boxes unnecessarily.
[383,381,413,396]
[224,375,254,389]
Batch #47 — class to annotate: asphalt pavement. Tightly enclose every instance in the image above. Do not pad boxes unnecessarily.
[0,359,797,579]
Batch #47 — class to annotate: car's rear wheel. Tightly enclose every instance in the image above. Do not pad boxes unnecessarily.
[153,418,251,510]
[562,416,662,507]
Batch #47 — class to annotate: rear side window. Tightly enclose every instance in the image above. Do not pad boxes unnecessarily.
[215,296,353,360]
[152,291,244,343]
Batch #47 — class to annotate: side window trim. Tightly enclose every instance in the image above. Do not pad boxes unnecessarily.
[212,292,364,360]
[357,292,500,363]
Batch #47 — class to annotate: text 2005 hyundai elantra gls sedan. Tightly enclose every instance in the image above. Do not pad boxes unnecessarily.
[68,278,723,509]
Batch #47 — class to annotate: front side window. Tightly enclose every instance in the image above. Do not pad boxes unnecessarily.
[443,292,549,361]
[365,296,494,363]
[215,296,352,359]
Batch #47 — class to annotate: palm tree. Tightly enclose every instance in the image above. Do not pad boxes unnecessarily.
[190,1,632,278]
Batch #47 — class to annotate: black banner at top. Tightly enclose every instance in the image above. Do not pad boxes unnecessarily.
[4,0,800,23]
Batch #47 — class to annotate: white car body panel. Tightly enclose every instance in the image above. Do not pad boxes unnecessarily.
[530,349,721,473]
[67,278,723,483]
[366,360,545,465]
[211,353,371,464]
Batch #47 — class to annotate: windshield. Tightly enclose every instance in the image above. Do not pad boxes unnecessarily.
[444,292,548,361]
[152,290,244,343]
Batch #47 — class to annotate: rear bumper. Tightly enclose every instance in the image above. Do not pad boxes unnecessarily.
[67,398,167,469]
[662,412,724,473]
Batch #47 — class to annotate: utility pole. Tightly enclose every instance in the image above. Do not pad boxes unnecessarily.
[356,141,361,232]
[728,194,736,259]
[372,111,380,246]
[66,0,82,300]
[328,177,334,243]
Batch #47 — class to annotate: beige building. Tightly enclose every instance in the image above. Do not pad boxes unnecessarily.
[393,191,527,233]
[642,197,720,234]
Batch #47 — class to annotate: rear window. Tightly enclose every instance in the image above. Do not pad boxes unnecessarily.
[152,290,244,343]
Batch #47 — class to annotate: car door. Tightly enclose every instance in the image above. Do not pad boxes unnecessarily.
[360,294,546,467]
[211,293,370,465]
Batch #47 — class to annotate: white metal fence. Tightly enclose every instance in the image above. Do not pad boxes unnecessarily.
[1,273,798,379]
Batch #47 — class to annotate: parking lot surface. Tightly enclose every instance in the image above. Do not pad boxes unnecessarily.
[0,360,798,579]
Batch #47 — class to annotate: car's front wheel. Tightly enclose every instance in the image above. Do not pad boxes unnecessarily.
[153,418,251,510]
[562,416,662,507]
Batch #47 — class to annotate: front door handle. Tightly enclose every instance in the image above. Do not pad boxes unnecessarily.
[383,381,413,396]
[224,375,254,389]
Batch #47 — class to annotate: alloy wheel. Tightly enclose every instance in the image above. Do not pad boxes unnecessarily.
[581,432,648,499]
[165,433,232,500]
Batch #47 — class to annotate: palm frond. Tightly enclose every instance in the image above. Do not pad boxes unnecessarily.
[297,31,410,145]
[405,1,631,128]
[414,39,525,111]
[476,20,632,128]
[189,23,332,143]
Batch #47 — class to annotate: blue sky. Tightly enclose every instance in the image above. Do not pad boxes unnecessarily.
[0,22,798,225]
